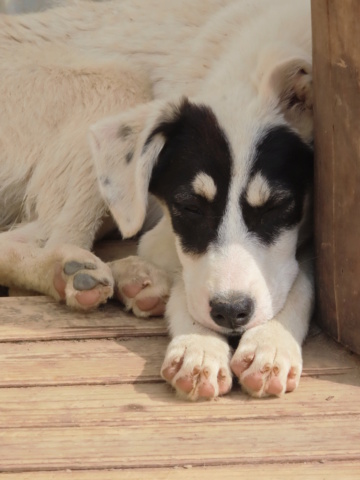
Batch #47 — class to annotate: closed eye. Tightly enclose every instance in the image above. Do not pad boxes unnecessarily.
[182,204,203,215]
[262,196,295,214]
[241,192,298,242]
[172,201,204,216]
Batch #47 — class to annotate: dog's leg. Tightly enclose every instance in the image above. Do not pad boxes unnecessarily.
[160,278,233,401]
[230,252,314,397]
[0,229,114,310]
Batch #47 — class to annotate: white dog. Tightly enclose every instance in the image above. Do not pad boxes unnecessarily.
[0,0,314,400]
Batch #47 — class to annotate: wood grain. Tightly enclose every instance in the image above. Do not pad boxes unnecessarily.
[0,337,168,387]
[0,296,167,342]
[312,1,360,353]
[1,327,359,388]
[1,267,360,479]
[1,377,360,430]
[1,463,360,480]
[1,416,360,472]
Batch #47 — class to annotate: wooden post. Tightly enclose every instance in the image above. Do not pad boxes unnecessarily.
[312,0,360,354]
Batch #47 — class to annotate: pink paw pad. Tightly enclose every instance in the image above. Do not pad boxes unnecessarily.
[75,289,102,307]
[218,368,232,395]
[266,377,284,396]
[161,358,183,382]
[241,372,264,392]
[121,281,149,299]
[197,381,215,399]
[136,296,165,314]
[175,376,194,394]
[286,367,298,392]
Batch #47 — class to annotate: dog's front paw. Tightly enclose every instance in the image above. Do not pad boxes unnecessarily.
[161,334,232,401]
[110,256,171,318]
[230,322,302,397]
[53,248,114,310]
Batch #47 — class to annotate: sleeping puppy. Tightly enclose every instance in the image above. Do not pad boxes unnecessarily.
[0,0,314,400]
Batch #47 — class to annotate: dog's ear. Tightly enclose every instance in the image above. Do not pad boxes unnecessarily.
[88,99,179,238]
[257,48,313,142]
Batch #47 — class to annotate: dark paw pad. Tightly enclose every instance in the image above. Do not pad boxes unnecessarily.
[63,261,97,276]
[73,273,100,291]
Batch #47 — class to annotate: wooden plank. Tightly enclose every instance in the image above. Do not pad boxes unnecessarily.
[0,332,357,388]
[0,337,167,387]
[1,377,360,430]
[1,416,360,472]
[1,330,359,388]
[0,297,167,342]
[302,331,360,378]
[1,462,360,480]
[312,1,360,353]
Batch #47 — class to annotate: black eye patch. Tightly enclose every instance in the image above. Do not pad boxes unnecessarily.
[241,126,313,244]
[242,191,298,244]
[148,99,232,254]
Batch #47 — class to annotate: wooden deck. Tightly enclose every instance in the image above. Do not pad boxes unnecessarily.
[1,252,360,479]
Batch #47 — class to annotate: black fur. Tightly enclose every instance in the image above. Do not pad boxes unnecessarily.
[241,126,313,245]
[149,99,232,254]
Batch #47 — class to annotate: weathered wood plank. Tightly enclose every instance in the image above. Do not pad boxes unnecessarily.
[1,416,359,472]
[1,330,359,388]
[302,331,360,378]
[1,377,360,429]
[0,297,167,342]
[312,0,360,354]
[1,462,360,480]
[0,337,167,387]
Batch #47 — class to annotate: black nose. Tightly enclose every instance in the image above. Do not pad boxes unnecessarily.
[210,293,255,330]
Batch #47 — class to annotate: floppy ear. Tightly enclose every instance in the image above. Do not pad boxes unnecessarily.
[257,47,313,142]
[88,99,179,238]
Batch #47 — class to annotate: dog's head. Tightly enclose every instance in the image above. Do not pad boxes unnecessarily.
[89,52,313,336]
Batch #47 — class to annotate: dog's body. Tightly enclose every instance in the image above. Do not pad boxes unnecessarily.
[0,0,314,399]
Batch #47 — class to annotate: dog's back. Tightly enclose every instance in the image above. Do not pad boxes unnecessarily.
[0,35,151,239]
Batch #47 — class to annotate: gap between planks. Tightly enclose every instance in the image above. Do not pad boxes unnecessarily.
[1,462,360,480]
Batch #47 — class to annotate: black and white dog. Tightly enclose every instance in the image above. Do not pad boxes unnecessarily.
[0,0,314,400]
[89,0,314,400]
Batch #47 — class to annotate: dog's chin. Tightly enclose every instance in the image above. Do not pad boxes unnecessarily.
[226,328,246,337]
[192,315,246,337]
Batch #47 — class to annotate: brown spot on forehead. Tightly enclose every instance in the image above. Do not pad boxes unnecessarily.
[246,173,271,207]
[192,172,217,201]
